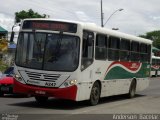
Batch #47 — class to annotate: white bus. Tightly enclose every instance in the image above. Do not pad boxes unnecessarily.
[151,56,160,77]
[14,19,152,105]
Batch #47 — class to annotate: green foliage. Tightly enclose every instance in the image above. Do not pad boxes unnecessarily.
[139,30,160,49]
[0,60,8,72]
[15,9,47,23]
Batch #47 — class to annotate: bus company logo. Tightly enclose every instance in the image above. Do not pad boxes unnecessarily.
[130,63,139,69]
[95,68,101,74]
[105,61,141,76]
[40,75,45,80]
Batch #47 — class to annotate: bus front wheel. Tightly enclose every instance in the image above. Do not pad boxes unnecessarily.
[89,82,101,106]
[0,92,4,97]
[35,96,48,103]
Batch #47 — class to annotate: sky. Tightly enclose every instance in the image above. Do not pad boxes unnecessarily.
[0,0,160,35]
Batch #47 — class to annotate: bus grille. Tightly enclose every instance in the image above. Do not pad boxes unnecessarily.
[25,71,60,82]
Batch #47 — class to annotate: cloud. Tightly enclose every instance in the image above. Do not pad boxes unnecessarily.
[0,13,14,31]
[0,0,160,35]
[75,11,92,22]
[150,16,160,20]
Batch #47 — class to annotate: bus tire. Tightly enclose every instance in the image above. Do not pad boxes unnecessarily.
[128,80,136,98]
[0,92,4,97]
[35,96,48,103]
[89,82,101,106]
[155,71,158,77]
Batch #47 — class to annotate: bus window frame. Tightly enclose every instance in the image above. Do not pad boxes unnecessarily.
[95,34,108,60]
[81,30,94,71]
[108,36,120,61]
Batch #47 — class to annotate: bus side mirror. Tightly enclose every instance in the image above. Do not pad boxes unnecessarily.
[10,23,21,43]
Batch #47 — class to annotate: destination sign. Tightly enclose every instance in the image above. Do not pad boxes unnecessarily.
[22,20,77,33]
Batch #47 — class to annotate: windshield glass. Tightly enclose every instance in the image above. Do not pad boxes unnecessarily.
[15,32,80,71]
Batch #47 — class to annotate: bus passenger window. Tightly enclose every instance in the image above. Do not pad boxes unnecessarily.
[108,36,120,61]
[147,45,151,63]
[120,39,130,61]
[140,43,148,62]
[95,34,107,60]
[152,59,156,65]
[81,31,94,71]
[130,41,140,62]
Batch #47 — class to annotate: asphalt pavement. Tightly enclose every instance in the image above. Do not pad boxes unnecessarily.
[0,77,160,120]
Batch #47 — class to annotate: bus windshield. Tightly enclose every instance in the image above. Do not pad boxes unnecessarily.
[15,32,80,71]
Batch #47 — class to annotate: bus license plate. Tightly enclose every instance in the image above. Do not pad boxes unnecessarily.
[35,90,46,95]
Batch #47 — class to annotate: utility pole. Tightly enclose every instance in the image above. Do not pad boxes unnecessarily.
[103,8,123,27]
[101,0,104,27]
[100,0,123,27]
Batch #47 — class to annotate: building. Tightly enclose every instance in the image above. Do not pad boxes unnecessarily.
[0,26,8,39]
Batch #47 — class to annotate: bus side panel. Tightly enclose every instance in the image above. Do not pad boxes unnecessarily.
[76,66,94,101]
[100,79,131,97]
[136,78,150,92]
[150,70,156,76]
[93,61,150,97]
[76,83,92,101]
[93,61,132,97]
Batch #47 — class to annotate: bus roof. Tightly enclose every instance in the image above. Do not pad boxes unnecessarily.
[22,18,152,45]
[152,56,160,59]
[81,22,152,45]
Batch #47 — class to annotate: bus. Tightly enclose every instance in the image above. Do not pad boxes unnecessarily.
[151,56,160,77]
[13,19,152,105]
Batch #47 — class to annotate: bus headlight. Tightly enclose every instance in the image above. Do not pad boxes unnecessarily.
[15,74,20,79]
[14,74,25,84]
[63,80,77,87]
[69,80,77,85]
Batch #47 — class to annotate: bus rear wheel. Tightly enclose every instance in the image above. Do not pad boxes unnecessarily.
[89,82,101,106]
[155,71,158,77]
[35,96,48,103]
[128,80,136,98]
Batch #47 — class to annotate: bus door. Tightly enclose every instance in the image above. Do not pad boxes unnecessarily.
[81,30,94,80]
[79,30,94,99]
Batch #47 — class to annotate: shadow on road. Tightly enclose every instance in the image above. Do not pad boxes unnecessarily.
[8,94,146,110]
[99,94,145,104]
[0,94,30,98]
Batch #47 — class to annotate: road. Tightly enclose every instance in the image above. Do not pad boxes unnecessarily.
[0,77,160,120]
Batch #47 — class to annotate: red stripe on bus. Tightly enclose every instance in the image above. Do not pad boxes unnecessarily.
[105,61,141,76]
[13,80,77,101]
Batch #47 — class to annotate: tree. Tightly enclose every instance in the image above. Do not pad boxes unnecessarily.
[139,30,160,49]
[15,9,48,23]
[0,38,8,52]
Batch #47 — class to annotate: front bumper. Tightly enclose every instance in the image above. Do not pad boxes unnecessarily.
[0,84,13,94]
[14,80,77,101]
